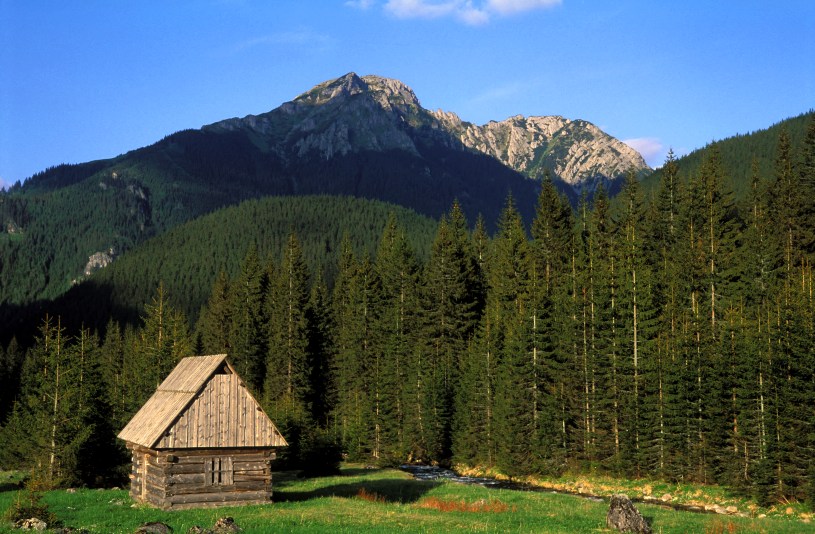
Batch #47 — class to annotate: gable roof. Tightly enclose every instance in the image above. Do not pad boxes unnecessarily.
[118,354,287,449]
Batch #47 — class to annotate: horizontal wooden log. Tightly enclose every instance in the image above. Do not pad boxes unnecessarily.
[166,463,202,475]
[166,479,272,496]
[165,498,272,510]
[158,448,276,458]
[233,461,270,471]
[168,490,270,505]
[168,472,205,484]
[146,464,169,479]
[233,474,271,483]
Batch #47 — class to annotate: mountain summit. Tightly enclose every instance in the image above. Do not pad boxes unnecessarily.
[209,72,649,194]
[2,72,651,313]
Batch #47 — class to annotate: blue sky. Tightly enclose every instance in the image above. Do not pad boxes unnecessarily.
[1,1,813,189]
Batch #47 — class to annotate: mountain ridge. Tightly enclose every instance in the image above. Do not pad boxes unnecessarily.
[207,72,650,194]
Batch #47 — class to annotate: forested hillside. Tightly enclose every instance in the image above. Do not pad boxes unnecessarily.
[0,195,438,348]
[642,110,815,200]
[2,115,815,509]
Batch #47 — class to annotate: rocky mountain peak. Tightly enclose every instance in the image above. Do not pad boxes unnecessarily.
[209,73,650,195]
[293,72,367,106]
[361,75,421,111]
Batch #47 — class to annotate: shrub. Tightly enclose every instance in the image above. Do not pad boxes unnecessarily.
[2,490,59,526]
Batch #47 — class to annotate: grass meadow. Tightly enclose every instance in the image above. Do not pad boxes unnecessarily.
[1,466,814,533]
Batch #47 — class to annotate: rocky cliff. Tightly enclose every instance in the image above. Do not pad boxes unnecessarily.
[209,73,650,196]
[432,111,649,193]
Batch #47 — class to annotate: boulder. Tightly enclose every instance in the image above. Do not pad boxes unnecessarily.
[14,518,47,531]
[606,494,652,534]
[134,522,173,534]
[186,518,241,534]
[212,518,241,533]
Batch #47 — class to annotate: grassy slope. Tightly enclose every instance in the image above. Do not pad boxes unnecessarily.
[1,467,812,533]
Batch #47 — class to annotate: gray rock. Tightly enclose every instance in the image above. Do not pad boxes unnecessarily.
[134,522,173,534]
[606,494,652,534]
[14,518,47,531]
[212,517,241,533]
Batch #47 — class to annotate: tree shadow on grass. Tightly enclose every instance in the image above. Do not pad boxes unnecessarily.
[337,467,381,477]
[275,477,440,504]
[0,473,25,493]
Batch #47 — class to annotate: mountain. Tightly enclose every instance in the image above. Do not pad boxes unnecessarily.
[0,72,647,316]
[208,73,649,194]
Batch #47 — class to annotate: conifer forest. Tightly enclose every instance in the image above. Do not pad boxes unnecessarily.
[2,119,815,510]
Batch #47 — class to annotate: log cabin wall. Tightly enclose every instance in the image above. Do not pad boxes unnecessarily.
[127,444,275,510]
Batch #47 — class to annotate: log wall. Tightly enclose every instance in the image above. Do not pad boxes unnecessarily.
[127,444,276,510]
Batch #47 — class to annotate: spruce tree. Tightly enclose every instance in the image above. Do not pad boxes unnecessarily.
[228,245,267,393]
[264,232,312,424]
[422,202,483,463]
[375,214,421,463]
[196,270,232,355]
[488,197,536,477]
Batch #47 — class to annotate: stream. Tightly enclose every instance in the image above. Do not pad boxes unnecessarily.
[399,464,601,502]
[399,465,742,516]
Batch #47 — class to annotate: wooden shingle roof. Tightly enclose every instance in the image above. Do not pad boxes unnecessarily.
[118,354,287,449]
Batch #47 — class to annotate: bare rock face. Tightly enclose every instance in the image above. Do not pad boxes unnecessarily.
[432,111,649,194]
[606,494,652,534]
[83,248,116,277]
[208,73,650,195]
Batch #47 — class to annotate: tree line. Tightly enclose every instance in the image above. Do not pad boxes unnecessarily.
[1,119,815,508]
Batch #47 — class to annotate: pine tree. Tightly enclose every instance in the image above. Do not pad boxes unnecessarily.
[422,202,483,463]
[528,173,574,472]
[264,232,312,424]
[228,245,267,393]
[615,169,658,477]
[196,270,232,355]
[646,149,687,481]
[8,317,77,487]
[799,117,815,257]
[136,283,193,393]
[488,197,536,477]
[375,214,421,463]
[306,273,334,426]
[63,327,122,487]
[331,239,383,461]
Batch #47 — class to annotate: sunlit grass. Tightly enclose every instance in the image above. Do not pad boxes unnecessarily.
[0,466,813,533]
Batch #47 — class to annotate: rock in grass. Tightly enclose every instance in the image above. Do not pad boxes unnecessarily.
[134,522,173,534]
[186,518,241,534]
[212,517,241,533]
[606,494,652,534]
[14,518,47,531]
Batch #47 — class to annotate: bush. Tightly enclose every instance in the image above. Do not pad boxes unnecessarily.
[2,490,59,526]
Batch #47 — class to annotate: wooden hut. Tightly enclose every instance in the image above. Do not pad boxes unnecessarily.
[118,354,287,509]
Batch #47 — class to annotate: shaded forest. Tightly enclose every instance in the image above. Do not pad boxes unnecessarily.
[1,118,815,510]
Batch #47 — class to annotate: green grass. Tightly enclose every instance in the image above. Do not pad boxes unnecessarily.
[1,467,813,533]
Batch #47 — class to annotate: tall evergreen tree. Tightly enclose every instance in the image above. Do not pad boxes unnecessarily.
[136,283,193,393]
[422,202,483,463]
[528,173,574,472]
[488,197,536,477]
[228,245,267,393]
[375,214,421,463]
[196,270,232,355]
[264,232,312,424]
